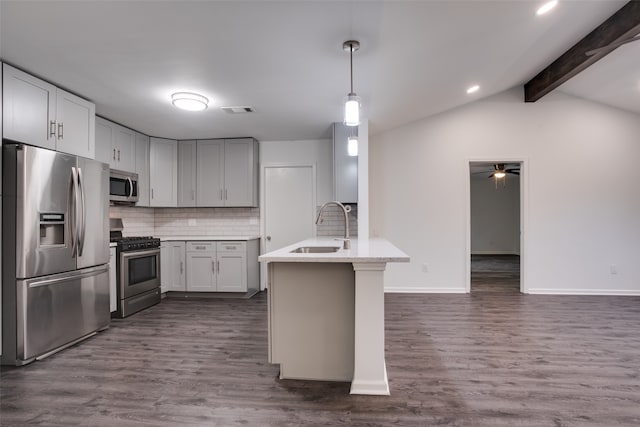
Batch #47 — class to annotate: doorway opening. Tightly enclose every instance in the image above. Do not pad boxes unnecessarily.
[468,161,524,294]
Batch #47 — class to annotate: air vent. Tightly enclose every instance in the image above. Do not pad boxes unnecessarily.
[221,106,256,114]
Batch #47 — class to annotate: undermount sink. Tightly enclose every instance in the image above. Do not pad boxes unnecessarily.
[290,246,341,254]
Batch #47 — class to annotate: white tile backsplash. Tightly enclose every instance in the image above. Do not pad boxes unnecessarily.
[109,206,260,237]
[109,206,155,236]
[316,204,358,237]
[155,207,260,237]
[110,204,351,239]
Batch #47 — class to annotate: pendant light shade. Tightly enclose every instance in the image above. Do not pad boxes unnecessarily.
[344,94,361,127]
[347,135,358,157]
[343,40,360,126]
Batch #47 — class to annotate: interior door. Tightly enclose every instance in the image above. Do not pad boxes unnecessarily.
[77,157,109,269]
[264,166,315,254]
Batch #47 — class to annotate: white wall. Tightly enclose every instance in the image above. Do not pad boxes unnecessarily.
[470,174,520,255]
[370,88,640,295]
[260,139,333,205]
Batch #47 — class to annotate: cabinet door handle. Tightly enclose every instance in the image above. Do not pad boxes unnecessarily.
[225,189,228,200]
[219,189,223,201]
[212,260,215,273]
[217,260,220,272]
[151,188,154,199]
[180,261,184,274]
[57,122,64,139]
[195,246,206,250]
[117,149,121,161]
[49,121,56,138]
[113,148,116,160]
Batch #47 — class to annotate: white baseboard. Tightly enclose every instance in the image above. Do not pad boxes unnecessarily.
[527,288,640,296]
[385,287,467,294]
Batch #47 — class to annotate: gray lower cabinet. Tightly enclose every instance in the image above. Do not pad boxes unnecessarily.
[160,241,186,292]
[162,239,259,293]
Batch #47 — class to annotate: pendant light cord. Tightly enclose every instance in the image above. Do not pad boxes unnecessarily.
[350,44,354,94]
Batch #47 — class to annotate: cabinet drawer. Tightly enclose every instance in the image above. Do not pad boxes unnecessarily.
[217,241,246,253]
[186,242,215,252]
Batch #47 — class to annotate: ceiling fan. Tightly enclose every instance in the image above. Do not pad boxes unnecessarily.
[488,163,519,179]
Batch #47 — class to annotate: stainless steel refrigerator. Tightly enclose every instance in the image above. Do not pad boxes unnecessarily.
[2,143,110,365]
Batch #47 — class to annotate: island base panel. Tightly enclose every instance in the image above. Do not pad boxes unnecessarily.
[269,262,355,382]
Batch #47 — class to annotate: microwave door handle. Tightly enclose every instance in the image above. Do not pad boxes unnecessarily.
[77,167,87,256]
[70,167,78,257]
[127,177,134,198]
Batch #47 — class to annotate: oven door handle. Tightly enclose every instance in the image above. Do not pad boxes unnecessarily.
[120,248,160,260]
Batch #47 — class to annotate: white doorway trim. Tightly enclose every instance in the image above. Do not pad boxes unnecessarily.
[465,158,529,293]
[260,162,317,290]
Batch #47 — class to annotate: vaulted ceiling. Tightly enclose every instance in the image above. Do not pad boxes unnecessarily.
[0,1,634,141]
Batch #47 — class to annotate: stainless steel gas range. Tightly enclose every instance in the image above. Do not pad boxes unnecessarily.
[110,220,161,318]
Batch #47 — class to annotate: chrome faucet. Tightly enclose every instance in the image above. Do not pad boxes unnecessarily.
[316,201,352,249]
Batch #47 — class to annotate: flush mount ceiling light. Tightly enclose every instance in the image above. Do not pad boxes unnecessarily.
[343,40,361,126]
[536,0,558,16]
[171,92,209,111]
[466,85,480,94]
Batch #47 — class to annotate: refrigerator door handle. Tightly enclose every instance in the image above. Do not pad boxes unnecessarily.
[27,264,110,288]
[70,167,79,257]
[77,167,87,256]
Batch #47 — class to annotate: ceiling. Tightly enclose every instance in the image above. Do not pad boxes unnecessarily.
[0,1,633,141]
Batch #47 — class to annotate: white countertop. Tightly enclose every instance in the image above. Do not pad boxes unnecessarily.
[159,236,260,242]
[259,237,410,263]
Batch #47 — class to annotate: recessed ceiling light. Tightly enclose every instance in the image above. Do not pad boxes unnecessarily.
[537,0,558,16]
[171,92,209,111]
[466,85,480,94]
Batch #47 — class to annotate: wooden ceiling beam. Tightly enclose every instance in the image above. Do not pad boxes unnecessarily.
[524,1,640,102]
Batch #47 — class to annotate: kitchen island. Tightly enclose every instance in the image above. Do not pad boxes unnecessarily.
[259,237,409,395]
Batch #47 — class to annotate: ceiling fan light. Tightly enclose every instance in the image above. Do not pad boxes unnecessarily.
[494,171,506,178]
[347,135,358,156]
[536,0,558,16]
[171,92,209,111]
[344,93,361,126]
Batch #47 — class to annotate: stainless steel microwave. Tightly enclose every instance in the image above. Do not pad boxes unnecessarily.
[110,169,139,204]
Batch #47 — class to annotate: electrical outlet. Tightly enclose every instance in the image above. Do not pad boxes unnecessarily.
[421,263,429,273]
[610,265,618,275]
[188,219,197,226]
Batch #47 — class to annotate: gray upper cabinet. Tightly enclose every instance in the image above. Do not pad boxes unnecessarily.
[2,64,95,158]
[194,138,258,207]
[94,117,136,172]
[178,140,197,207]
[149,137,178,207]
[224,138,258,207]
[333,123,358,203]
[196,139,225,206]
[135,132,150,207]
[113,126,135,172]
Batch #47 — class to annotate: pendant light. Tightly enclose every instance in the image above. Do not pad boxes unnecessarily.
[343,40,361,126]
[347,135,358,157]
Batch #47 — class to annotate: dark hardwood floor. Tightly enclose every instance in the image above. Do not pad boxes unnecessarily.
[471,254,521,293]
[2,288,640,426]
